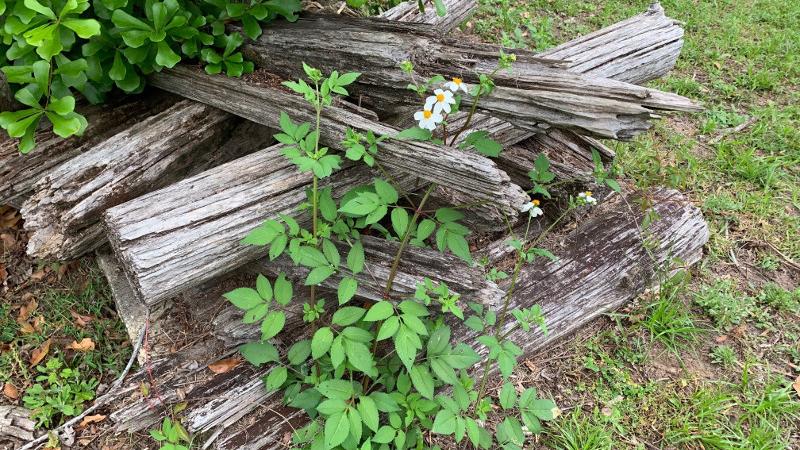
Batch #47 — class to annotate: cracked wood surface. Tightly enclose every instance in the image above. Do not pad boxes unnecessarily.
[20,101,273,260]
[0,92,178,206]
[241,14,698,139]
[104,187,706,448]
[379,0,476,32]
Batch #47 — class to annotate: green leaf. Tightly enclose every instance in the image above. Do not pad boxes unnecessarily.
[264,0,301,22]
[62,18,101,38]
[274,273,293,305]
[499,382,517,410]
[337,277,358,305]
[336,72,361,87]
[409,365,434,399]
[322,239,341,268]
[376,316,400,340]
[155,41,181,68]
[288,339,311,364]
[446,233,472,263]
[317,379,354,400]
[324,412,350,449]
[373,178,398,204]
[431,409,456,435]
[305,266,335,286]
[242,303,267,323]
[317,398,348,415]
[46,112,82,138]
[394,325,419,370]
[363,301,393,322]
[242,220,283,245]
[357,396,379,432]
[433,0,447,16]
[430,358,458,385]
[47,96,74,115]
[332,306,365,326]
[347,241,365,274]
[372,425,395,444]
[261,311,286,340]
[224,288,263,310]
[239,341,278,366]
[256,274,273,301]
[23,0,55,19]
[426,326,450,356]
[339,192,379,216]
[269,234,288,260]
[605,178,621,192]
[344,339,373,374]
[396,127,432,141]
[330,336,345,368]
[529,398,559,420]
[416,219,436,241]
[435,208,464,223]
[265,367,287,391]
[390,208,409,237]
[311,327,334,359]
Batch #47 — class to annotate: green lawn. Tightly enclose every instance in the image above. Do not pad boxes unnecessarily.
[472,0,800,448]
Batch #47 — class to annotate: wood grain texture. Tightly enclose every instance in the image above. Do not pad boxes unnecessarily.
[149,66,528,215]
[380,0,476,32]
[20,101,272,260]
[0,92,178,206]
[104,144,425,305]
[256,234,505,307]
[199,188,709,449]
[241,14,699,139]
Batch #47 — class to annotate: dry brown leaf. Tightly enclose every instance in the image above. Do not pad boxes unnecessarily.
[66,338,95,352]
[19,322,35,334]
[78,414,106,429]
[208,357,242,374]
[30,338,51,366]
[30,269,48,282]
[793,375,800,399]
[17,296,38,322]
[70,310,94,327]
[0,232,15,251]
[32,315,45,332]
[0,264,7,283]
[2,382,19,400]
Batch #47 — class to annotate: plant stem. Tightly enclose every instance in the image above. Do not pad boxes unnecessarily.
[384,183,437,297]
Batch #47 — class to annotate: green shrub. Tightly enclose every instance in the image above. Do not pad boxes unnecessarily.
[22,357,97,428]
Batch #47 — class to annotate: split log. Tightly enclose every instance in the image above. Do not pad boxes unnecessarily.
[21,101,273,260]
[149,66,528,218]
[380,0,476,32]
[255,234,505,307]
[242,15,699,139]
[0,92,177,206]
[104,144,423,306]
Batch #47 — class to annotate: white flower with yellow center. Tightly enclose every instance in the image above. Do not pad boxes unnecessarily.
[444,77,468,94]
[414,106,443,131]
[520,199,543,217]
[426,88,456,115]
[578,191,597,206]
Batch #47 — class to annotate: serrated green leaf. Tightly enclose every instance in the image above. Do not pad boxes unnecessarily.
[305,266,335,286]
[311,327,333,359]
[337,277,358,305]
[364,301,393,322]
[332,306,365,326]
[261,311,286,340]
[239,341,278,366]
[224,288,262,310]
[265,366,287,391]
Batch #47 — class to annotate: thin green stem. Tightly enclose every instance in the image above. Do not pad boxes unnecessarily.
[384,183,437,297]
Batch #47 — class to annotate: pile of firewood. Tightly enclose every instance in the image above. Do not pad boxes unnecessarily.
[0,1,709,447]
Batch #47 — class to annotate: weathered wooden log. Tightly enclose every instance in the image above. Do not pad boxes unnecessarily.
[104,144,424,306]
[380,0,476,32]
[256,234,505,307]
[241,15,699,139]
[149,66,528,217]
[0,72,15,113]
[0,405,36,444]
[0,92,178,207]
[21,101,273,260]
[105,187,706,448]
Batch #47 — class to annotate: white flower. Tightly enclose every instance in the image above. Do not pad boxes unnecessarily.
[414,107,443,131]
[444,77,468,94]
[578,191,597,206]
[520,199,543,217]
[426,88,456,115]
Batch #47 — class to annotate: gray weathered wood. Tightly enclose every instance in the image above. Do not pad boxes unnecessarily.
[211,188,708,450]
[0,405,35,443]
[0,93,177,206]
[0,72,15,113]
[104,144,424,306]
[255,234,505,307]
[241,15,699,139]
[21,101,272,260]
[149,66,528,219]
[380,0,476,32]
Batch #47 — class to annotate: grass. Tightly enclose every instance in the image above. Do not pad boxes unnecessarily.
[471,0,800,447]
[0,260,130,427]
